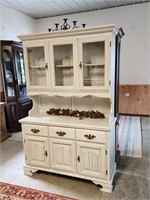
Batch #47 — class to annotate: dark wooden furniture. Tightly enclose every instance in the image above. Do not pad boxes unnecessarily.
[0,102,10,142]
[1,40,32,133]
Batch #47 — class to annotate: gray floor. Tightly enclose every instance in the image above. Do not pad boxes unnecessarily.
[0,117,149,200]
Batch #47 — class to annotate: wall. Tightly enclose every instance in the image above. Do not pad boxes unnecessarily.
[119,85,150,115]
[35,3,150,85]
[0,4,35,41]
[0,4,36,92]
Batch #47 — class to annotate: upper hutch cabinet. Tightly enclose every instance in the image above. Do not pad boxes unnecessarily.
[1,40,32,133]
[23,31,111,97]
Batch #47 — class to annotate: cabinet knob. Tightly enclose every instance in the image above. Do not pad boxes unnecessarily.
[44,150,48,157]
[115,121,119,126]
[84,134,96,140]
[31,128,40,134]
[77,155,80,162]
[45,63,48,69]
[79,62,82,69]
[56,131,66,136]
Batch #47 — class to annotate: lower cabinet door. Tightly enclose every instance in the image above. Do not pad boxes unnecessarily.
[25,135,49,167]
[50,138,76,173]
[77,141,107,179]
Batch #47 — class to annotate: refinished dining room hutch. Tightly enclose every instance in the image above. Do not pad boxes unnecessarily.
[18,24,123,193]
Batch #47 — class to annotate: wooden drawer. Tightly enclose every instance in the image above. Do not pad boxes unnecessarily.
[49,126,75,139]
[76,129,106,143]
[22,124,48,136]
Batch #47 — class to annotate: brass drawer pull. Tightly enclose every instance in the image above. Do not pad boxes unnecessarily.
[84,134,96,140]
[56,131,66,137]
[31,128,40,134]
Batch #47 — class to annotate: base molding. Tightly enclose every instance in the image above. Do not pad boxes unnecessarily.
[23,166,38,176]
[93,163,116,193]
[23,164,116,193]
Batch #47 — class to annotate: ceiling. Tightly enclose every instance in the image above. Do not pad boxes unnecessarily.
[0,0,149,19]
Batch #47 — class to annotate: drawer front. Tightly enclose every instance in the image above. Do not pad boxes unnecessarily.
[49,127,75,139]
[22,124,48,136]
[76,129,106,143]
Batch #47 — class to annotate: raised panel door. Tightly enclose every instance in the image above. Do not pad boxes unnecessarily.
[77,142,106,179]
[25,135,49,167]
[50,138,76,173]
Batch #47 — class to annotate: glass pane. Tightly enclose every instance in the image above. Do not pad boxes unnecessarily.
[83,41,105,86]
[54,44,74,86]
[3,49,15,97]
[15,50,27,97]
[27,47,46,86]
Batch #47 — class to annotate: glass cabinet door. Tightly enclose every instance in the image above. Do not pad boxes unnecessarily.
[50,40,76,88]
[2,48,15,98]
[15,48,27,98]
[78,36,108,89]
[25,43,49,88]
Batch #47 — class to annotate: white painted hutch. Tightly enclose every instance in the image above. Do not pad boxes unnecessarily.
[18,24,123,193]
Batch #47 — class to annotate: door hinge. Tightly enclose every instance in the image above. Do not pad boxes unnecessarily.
[24,139,26,143]
[105,150,107,155]
[106,170,108,175]
[25,156,27,160]
[109,80,111,85]
[110,41,111,47]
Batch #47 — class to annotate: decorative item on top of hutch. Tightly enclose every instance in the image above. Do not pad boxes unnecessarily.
[48,19,85,32]
[1,41,32,133]
[18,24,124,193]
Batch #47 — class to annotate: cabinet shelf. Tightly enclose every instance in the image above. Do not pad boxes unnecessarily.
[6,82,14,85]
[55,65,73,68]
[29,66,45,69]
[19,115,112,131]
[84,63,104,66]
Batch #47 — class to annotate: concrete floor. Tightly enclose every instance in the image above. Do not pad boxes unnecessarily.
[0,117,149,200]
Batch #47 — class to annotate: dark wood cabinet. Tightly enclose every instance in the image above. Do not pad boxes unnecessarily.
[0,102,11,142]
[1,40,32,133]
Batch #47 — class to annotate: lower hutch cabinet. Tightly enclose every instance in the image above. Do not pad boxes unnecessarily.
[19,24,123,193]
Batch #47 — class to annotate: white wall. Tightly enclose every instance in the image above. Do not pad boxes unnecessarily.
[35,3,150,84]
[0,4,36,41]
[0,4,36,92]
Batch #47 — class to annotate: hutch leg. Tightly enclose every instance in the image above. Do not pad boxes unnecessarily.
[23,166,38,176]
